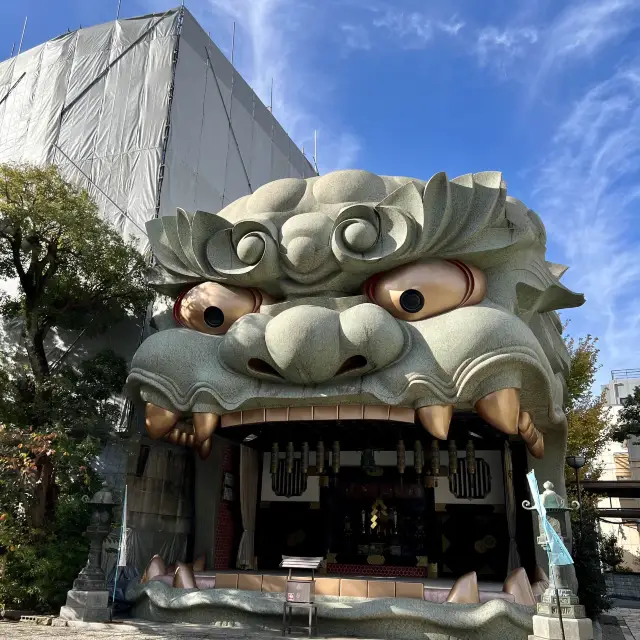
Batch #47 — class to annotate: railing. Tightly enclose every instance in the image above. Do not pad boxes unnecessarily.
[611,369,640,380]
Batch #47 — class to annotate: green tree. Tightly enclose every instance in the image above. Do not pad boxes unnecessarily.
[564,335,611,480]
[563,333,620,617]
[600,532,625,572]
[571,495,612,617]
[610,386,640,443]
[0,163,152,611]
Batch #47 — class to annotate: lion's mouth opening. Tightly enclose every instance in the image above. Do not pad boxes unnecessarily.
[144,392,544,461]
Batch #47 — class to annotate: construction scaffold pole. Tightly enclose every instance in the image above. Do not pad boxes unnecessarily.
[17,16,28,56]
[313,130,319,174]
[269,78,273,113]
[231,21,236,65]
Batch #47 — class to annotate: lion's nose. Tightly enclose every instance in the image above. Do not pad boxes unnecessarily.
[264,304,405,384]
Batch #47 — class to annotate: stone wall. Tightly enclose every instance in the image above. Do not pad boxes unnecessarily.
[606,572,640,600]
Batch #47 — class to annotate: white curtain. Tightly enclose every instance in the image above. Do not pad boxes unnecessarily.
[236,445,259,570]
[504,441,521,572]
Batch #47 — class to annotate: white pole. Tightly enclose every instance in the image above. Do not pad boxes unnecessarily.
[231,21,236,65]
[269,78,273,113]
[17,16,28,55]
[116,0,122,19]
[10,43,15,57]
[314,130,318,174]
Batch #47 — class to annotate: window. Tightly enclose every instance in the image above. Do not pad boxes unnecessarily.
[272,459,308,498]
[448,458,492,500]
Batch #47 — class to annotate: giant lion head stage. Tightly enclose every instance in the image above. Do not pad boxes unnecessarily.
[127,169,583,464]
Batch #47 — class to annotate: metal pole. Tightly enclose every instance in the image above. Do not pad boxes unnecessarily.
[554,586,566,640]
[269,78,273,112]
[313,130,318,174]
[10,43,15,57]
[575,468,583,528]
[231,21,236,65]
[17,16,28,55]
[116,0,122,19]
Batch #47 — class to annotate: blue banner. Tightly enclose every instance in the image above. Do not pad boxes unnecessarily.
[526,471,574,567]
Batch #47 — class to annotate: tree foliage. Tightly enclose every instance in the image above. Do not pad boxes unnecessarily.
[563,332,625,617]
[611,386,640,443]
[564,334,611,480]
[0,163,151,611]
[571,494,612,618]
[0,163,150,381]
[600,532,625,572]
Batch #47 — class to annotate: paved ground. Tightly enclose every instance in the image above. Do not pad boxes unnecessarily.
[612,603,640,640]
[0,619,372,640]
[0,605,639,640]
[597,601,640,640]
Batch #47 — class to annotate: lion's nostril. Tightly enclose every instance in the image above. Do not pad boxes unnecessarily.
[247,358,284,379]
[335,355,368,376]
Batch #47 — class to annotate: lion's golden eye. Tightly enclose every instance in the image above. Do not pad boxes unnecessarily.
[174,282,263,335]
[365,259,486,321]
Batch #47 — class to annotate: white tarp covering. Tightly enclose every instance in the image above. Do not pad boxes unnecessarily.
[0,7,315,242]
[0,10,181,242]
[160,10,316,218]
[0,7,316,572]
[0,5,314,364]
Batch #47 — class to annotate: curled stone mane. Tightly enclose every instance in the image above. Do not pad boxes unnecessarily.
[145,170,583,314]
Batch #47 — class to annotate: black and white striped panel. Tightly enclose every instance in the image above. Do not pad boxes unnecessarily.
[272,459,308,498]
[449,458,491,499]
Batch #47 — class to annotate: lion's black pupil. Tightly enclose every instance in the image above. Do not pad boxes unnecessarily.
[203,306,225,328]
[399,289,424,313]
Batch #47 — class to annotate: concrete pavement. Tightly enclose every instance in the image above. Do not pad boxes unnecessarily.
[0,619,381,639]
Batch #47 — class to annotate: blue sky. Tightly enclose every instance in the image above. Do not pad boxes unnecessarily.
[2,0,640,386]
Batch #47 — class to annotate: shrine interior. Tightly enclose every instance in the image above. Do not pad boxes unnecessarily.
[214,412,538,582]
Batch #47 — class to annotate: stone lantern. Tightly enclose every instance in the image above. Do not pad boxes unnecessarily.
[60,482,116,622]
[524,481,593,640]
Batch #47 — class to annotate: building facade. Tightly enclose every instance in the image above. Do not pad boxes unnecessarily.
[599,370,640,570]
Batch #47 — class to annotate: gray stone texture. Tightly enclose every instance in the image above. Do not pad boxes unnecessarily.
[531,614,594,639]
[606,574,640,601]
[126,168,588,630]
[63,592,109,609]
[126,580,534,640]
[129,171,582,433]
[59,588,111,622]
[127,169,585,569]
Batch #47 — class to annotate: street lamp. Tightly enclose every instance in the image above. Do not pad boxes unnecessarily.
[566,455,586,525]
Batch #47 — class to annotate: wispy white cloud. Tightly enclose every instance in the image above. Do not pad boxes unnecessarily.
[370,9,464,49]
[340,23,371,51]
[475,26,538,70]
[476,0,640,86]
[533,66,640,368]
[530,0,640,95]
[192,0,360,173]
[437,18,466,36]
[543,0,637,63]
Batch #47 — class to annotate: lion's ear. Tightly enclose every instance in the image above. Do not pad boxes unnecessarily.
[516,281,584,315]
